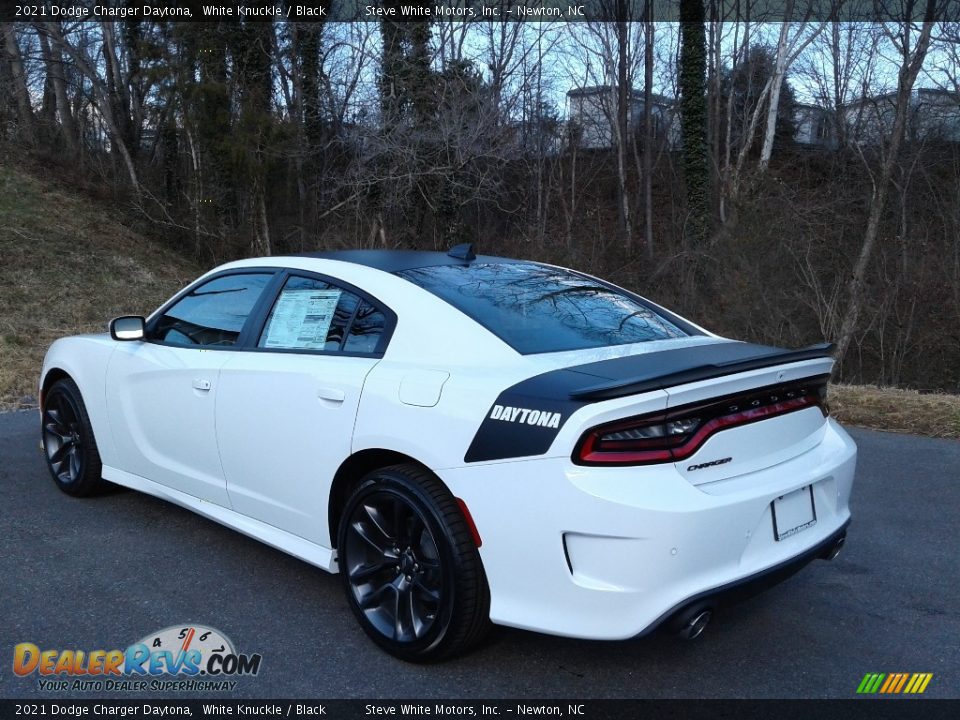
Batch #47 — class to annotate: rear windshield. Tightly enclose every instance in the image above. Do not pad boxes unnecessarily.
[396,262,691,354]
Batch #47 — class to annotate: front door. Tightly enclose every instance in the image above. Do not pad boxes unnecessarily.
[105,271,276,505]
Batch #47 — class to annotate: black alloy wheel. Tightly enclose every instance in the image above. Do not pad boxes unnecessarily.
[344,489,444,642]
[337,464,490,661]
[41,378,104,497]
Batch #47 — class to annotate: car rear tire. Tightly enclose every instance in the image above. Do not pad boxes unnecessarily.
[337,464,490,662]
[41,378,105,497]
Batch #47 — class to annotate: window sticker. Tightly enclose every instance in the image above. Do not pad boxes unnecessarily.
[262,288,342,349]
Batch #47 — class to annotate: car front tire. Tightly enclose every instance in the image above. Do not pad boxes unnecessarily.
[337,464,490,661]
[41,378,105,497]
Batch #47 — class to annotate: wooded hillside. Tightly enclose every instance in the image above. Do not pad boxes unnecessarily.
[1,7,958,391]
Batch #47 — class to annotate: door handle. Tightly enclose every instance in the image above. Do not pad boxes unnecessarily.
[192,378,212,391]
[317,387,345,403]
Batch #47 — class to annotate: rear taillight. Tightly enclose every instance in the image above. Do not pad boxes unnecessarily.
[574,377,829,466]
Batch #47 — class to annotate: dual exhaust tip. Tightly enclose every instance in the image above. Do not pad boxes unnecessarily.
[672,532,847,640]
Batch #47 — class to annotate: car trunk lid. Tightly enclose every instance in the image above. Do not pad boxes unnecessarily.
[661,361,832,485]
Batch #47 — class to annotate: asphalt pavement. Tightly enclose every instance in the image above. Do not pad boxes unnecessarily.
[1,410,957,699]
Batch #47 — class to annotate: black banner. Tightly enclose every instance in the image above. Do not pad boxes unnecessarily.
[1,700,959,720]
[2,0,959,23]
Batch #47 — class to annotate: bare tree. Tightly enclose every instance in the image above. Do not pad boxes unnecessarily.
[39,23,140,190]
[642,3,654,259]
[835,2,940,366]
[757,10,825,172]
[614,3,632,248]
[796,19,881,150]
[1,23,34,144]
[36,23,77,156]
[565,14,641,250]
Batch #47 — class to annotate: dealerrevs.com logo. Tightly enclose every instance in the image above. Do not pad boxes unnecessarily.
[13,624,262,692]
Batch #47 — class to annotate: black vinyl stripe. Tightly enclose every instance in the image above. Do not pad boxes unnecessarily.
[463,341,834,463]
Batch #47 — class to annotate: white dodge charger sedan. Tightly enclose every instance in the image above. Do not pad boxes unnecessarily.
[39,246,855,661]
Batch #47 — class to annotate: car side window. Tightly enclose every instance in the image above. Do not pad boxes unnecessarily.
[150,273,274,347]
[258,276,386,354]
[344,301,386,353]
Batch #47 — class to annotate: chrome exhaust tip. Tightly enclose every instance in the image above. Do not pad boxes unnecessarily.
[823,534,845,561]
[678,609,712,640]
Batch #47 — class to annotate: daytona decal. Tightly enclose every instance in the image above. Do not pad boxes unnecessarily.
[489,405,562,428]
[463,366,593,463]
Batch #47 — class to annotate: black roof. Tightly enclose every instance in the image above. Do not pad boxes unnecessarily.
[291,249,522,273]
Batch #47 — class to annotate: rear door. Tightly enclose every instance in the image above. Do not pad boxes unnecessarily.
[215,272,394,546]
[106,271,277,505]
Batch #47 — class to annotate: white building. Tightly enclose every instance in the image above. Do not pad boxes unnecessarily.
[843,88,960,144]
[566,86,680,150]
[793,103,835,148]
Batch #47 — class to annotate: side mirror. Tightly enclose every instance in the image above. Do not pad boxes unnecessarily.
[109,316,146,342]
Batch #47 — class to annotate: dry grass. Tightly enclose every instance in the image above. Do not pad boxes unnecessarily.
[830,383,960,439]
[0,162,199,410]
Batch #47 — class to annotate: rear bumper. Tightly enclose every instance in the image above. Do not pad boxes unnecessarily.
[640,519,850,637]
[440,418,857,640]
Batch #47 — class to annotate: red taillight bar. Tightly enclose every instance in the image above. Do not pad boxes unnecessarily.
[575,391,824,467]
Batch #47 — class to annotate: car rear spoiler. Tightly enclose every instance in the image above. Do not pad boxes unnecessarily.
[568,342,835,402]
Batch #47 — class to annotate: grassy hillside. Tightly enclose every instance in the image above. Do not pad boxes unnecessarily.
[0,161,199,409]
[1,160,958,439]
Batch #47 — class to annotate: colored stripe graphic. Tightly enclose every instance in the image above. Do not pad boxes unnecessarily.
[857,673,932,694]
[879,674,897,693]
[858,673,885,694]
[905,673,933,694]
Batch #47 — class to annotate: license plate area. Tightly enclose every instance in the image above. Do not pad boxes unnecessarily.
[771,485,817,541]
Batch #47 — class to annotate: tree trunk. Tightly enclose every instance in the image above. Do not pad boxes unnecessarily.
[39,22,78,156]
[707,1,723,221]
[757,17,793,173]
[615,5,632,249]
[252,182,272,256]
[758,13,824,173]
[296,20,325,147]
[719,13,747,225]
[100,22,134,152]
[121,22,145,153]
[643,7,654,260]
[679,0,709,253]
[1,23,34,145]
[830,22,846,149]
[730,76,772,200]
[835,14,936,368]
[231,14,275,254]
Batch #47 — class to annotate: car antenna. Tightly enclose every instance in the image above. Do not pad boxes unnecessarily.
[447,243,476,262]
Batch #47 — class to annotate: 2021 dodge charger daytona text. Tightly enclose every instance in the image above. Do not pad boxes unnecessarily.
[39,247,855,661]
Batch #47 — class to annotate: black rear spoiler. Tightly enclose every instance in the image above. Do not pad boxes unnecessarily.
[569,342,835,402]
[464,340,835,463]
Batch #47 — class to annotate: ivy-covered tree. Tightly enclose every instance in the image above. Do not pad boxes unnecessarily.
[679,0,709,255]
[379,16,432,127]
